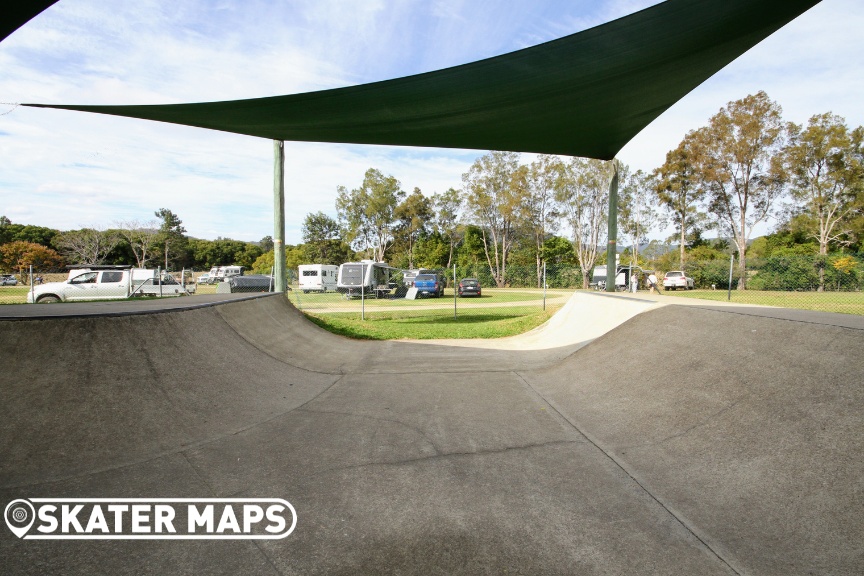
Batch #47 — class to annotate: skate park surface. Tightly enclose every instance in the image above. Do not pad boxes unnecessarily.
[1,291,862,575]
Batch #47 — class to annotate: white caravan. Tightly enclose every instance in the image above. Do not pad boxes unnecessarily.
[337,260,398,298]
[298,264,338,293]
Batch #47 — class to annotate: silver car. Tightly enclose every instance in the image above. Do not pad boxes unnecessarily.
[662,270,694,290]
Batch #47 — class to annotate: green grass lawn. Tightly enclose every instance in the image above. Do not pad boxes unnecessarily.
[303,306,562,340]
[663,289,864,315]
[288,287,569,310]
[0,286,30,304]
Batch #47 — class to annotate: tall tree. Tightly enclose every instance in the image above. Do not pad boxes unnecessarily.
[0,241,64,279]
[394,188,433,269]
[555,157,613,289]
[52,228,121,265]
[336,168,404,262]
[155,208,187,270]
[462,151,527,287]
[525,155,562,287]
[431,188,463,269]
[653,134,706,268]
[619,169,661,267]
[302,211,347,264]
[116,220,160,268]
[784,113,864,290]
[690,91,787,288]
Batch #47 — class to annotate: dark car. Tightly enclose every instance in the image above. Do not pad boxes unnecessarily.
[0,274,18,286]
[457,278,481,297]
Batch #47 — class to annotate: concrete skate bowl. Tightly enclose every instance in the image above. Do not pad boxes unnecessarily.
[1,293,862,575]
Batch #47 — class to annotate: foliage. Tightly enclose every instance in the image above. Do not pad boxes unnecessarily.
[653,134,706,268]
[462,151,527,287]
[689,91,787,288]
[0,241,64,276]
[555,157,613,288]
[336,168,405,261]
[52,228,121,265]
[0,217,60,248]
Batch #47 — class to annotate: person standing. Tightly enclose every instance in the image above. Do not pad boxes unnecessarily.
[648,271,659,294]
[630,273,638,293]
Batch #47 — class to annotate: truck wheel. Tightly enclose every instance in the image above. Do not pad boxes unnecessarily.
[37,295,61,303]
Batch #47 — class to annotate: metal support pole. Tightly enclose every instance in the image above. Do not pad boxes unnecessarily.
[453,263,457,320]
[605,160,619,293]
[727,253,735,301]
[273,140,287,293]
[158,266,163,297]
[543,261,547,311]
[29,265,33,304]
[361,262,366,321]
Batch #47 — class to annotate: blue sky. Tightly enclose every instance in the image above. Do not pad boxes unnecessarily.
[1,0,862,244]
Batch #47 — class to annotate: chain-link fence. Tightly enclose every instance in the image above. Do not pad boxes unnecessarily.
[660,253,864,315]
[287,263,580,340]
[3,255,862,318]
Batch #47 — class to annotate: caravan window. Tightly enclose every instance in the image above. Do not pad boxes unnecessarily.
[303,270,319,277]
[341,264,363,285]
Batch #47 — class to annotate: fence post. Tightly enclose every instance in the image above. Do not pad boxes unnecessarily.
[727,254,735,301]
[543,262,547,311]
[29,265,33,304]
[269,266,274,293]
[361,262,366,321]
[453,263,457,319]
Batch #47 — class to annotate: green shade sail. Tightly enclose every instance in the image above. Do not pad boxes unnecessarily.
[1,1,58,43]
[23,0,820,159]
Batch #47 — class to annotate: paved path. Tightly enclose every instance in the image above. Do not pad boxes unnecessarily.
[1,293,861,575]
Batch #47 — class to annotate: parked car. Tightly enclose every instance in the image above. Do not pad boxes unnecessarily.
[197,273,212,284]
[0,274,18,286]
[663,270,694,290]
[413,273,445,298]
[457,278,481,297]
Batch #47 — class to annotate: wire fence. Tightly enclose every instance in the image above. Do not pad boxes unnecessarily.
[2,255,862,317]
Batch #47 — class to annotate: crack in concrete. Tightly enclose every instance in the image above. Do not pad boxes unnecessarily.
[318,439,583,474]
[512,371,743,576]
[294,407,442,455]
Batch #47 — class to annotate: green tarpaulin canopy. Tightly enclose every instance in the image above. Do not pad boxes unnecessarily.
[1,1,58,44]
[22,0,819,159]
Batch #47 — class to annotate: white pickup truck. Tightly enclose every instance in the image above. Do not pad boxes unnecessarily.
[27,267,195,303]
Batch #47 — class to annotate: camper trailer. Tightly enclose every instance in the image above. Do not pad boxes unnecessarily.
[298,264,338,293]
[211,266,244,282]
[337,260,398,298]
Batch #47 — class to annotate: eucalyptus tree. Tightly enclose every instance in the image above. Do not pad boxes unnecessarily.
[619,169,661,267]
[462,151,527,288]
[301,211,346,264]
[155,208,187,270]
[784,113,863,290]
[690,91,787,288]
[336,168,405,262]
[555,157,614,289]
[52,227,121,265]
[394,188,433,269]
[653,134,705,268]
[525,155,563,287]
[431,187,463,270]
[116,219,160,268]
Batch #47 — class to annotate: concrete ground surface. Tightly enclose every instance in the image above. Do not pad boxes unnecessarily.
[0,292,861,575]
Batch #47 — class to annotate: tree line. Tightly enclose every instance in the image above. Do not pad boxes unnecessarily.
[311,91,863,291]
[0,210,270,278]
[3,91,862,291]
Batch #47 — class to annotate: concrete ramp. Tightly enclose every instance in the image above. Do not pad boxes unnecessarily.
[1,294,862,575]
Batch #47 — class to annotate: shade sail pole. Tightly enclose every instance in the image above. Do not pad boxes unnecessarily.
[273,140,286,293]
[605,160,619,293]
